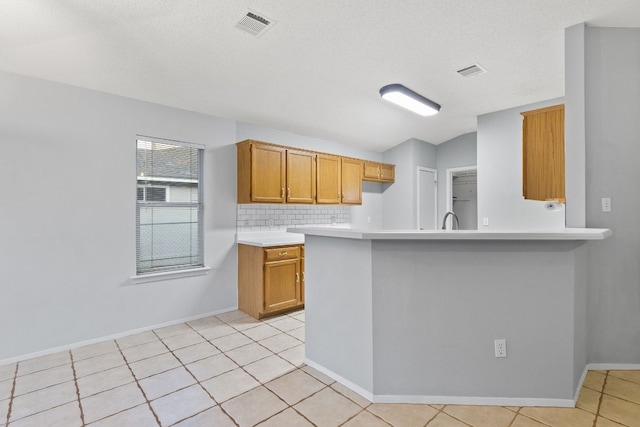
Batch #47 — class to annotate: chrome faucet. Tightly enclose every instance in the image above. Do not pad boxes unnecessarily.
[441,211,459,230]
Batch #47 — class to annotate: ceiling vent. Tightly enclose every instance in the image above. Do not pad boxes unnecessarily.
[236,10,276,37]
[457,64,487,78]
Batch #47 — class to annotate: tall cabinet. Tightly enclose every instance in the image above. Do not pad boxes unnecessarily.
[521,104,565,202]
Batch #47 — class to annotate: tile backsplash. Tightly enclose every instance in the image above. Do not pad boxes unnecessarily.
[237,204,350,232]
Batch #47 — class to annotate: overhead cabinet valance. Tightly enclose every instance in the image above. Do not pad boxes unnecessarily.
[236,139,394,205]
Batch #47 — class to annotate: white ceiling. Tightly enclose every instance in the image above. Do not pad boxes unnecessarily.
[2,1,640,152]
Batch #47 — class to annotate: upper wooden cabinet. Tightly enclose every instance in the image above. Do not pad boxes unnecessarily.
[237,142,285,204]
[316,156,363,205]
[341,158,363,204]
[316,154,341,204]
[237,141,316,204]
[237,139,393,205]
[521,104,565,203]
[363,162,395,183]
[286,149,316,204]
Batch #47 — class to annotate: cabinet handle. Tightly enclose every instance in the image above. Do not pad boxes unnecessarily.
[278,251,288,257]
[296,272,299,283]
[281,188,284,198]
[287,188,291,198]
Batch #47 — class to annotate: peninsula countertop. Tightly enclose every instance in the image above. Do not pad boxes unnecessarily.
[287,227,612,241]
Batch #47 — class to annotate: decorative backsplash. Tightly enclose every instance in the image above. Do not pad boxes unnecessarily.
[237,204,350,232]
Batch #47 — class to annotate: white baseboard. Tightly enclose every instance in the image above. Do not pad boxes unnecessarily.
[0,306,238,366]
[303,359,640,407]
[304,358,374,402]
[373,394,575,407]
[587,363,640,371]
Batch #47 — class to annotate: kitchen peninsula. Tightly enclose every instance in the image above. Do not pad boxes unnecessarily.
[288,227,611,407]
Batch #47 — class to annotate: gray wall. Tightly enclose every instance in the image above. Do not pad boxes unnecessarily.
[435,132,477,224]
[0,70,383,361]
[583,27,640,363]
[381,138,437,229]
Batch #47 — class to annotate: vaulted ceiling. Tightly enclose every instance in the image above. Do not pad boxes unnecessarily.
[2,1,640,151]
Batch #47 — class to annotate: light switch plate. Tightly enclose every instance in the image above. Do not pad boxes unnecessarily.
[602,198,611,213]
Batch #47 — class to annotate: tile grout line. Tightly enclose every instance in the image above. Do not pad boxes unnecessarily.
[114,339,162,427]
[422,406,444,427]
[69,349,87,427]
[152,328,240,427]
[4,363,18,427]
[184,313,325,426]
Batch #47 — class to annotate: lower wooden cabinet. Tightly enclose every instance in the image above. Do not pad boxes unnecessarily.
[238,244,304,319]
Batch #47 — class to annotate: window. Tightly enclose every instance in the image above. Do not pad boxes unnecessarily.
[136,138,204,275]
[137,186,167,202]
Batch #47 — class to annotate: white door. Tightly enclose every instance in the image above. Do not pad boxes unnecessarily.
[417,168,437,230]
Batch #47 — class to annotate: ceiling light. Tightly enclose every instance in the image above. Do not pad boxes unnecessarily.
[379,84,441,116]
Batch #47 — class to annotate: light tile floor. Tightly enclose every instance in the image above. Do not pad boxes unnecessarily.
[2,309,639,426]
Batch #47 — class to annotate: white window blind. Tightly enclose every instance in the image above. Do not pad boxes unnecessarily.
[136,138,204,275]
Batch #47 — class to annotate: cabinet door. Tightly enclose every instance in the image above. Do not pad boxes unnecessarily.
[251,144,286,203]
[341,158,363,205]
[300,252,305,303]
[363,162,380,180]
[264,259,301,313]
[286,150,316,204]
[316,154,341,204]
[521,105,565,202]
[380,164,395,182]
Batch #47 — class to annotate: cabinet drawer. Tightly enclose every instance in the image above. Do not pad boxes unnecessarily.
[264,246,300,262]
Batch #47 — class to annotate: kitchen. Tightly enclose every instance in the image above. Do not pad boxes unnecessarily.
[1,2,640,425]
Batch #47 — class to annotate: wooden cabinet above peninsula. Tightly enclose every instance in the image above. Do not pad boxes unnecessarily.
[521,104,565,203]
[237,139,392,205]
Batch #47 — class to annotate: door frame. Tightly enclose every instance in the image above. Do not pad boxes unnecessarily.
[445,165,477,228]
[416,167,438,230]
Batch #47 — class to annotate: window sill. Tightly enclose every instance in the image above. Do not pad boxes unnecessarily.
[131,267,211,284]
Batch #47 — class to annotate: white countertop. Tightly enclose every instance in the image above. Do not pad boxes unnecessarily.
[287,227,612,241]
[237,231,305,247]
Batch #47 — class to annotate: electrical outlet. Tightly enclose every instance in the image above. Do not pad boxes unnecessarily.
[602,198,611,213]
[494,339,507,358]
[483,218,489,226]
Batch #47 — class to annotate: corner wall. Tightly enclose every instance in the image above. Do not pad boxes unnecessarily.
[0,71,384,361]
[583,27,640,363]
[382,138,437,229]
[435,132,477,225]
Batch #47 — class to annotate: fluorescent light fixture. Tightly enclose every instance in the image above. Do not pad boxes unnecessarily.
[379,84,441,116]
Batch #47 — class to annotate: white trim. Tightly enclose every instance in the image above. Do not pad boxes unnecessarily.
[587,363,640,371]
[302,359,640,407]
[416,166,438,230]
[137,176,198,184]
[131,266,211,284]
[136,134,205,150]
[0,306,238,367]
[304,358,374,402]
[373,394,575,407]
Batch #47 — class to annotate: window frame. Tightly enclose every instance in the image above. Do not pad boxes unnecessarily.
[133,136,207,280]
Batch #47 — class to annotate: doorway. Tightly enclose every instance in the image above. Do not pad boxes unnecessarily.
[417,167,437,230]
[445,166,477,230]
